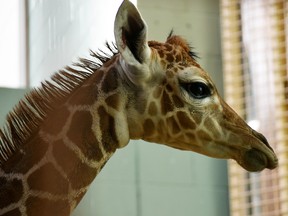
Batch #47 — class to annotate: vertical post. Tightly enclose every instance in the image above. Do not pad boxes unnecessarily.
[22,0,30,87]
[221,0,248,215]
[274,1,288,215]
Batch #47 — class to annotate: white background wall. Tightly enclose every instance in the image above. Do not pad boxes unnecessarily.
[0,0,229,215]
[28,0,136,86]
[0,0,27,88]
[138,0,223,95]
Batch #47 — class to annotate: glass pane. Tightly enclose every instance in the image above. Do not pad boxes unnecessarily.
[0,0,26,88]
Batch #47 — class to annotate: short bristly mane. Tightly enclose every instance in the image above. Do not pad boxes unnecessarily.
[0,43,118,165]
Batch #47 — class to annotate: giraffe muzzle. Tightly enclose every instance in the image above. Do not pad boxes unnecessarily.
[240,130,278,172]
[241,148,277,172]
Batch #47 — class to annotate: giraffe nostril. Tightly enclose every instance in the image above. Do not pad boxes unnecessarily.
[252,130,274,152]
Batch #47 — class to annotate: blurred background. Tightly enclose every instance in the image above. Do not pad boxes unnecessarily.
[0,0,286,215]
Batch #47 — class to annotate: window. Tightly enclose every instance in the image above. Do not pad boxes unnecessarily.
[0,0,138,88]
[221,0,287,215]
[0,0,28,88]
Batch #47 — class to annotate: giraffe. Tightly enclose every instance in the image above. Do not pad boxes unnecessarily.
[0,0,278,215]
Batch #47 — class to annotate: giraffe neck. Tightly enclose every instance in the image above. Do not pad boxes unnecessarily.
[0,56,132,216]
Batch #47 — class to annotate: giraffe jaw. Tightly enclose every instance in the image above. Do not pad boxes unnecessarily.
[175,130,278,172]
[155,130,278,172]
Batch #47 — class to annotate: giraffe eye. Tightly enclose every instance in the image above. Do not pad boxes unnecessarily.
[182,82,211,99]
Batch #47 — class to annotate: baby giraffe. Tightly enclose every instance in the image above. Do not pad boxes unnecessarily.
[0,0,278,215]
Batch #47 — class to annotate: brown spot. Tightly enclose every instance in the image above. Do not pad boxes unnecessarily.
[53,140,100,186]
[68,85,97,106]
[198,130,213,142]
[172,67,178,73]
[153,86,162,99]
[1,209,21,216]
[165,53,174,62]
[148,101,158,116]
[54,140,98,190]
[158,50,165,58]
[67,111,103,161]
[83,128,103,161]
[161,91,173,115]
[165,44,173,52]
[0,178,23,209]
[69,161,97,190]
[98,106,118,152]
[143,119,155,137]
[42,106,70,135]
[166,116,181,134]
[69,69,104,105]
[186,132,196,140]
[172,95,184,108]
[177,111,196,130]
[175,53,182,62]
[105,93,120,110]
[27,163,68,195]
[101,68,119,93]
[26,196,70,216]
[166,84,173,92]
[2,135,49,174]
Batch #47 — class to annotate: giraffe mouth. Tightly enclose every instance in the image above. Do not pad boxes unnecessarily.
[237,130,278,172]
[239,148,278,172]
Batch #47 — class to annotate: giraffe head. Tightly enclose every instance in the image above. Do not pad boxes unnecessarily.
[114,0,278,172]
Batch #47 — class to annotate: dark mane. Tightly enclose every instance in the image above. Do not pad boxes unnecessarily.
[0,42,118,165]
[166,31,199,60]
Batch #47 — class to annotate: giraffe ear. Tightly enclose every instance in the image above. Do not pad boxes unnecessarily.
[114,0,151,67]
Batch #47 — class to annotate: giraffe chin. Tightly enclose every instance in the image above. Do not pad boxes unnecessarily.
[239,148,278,172]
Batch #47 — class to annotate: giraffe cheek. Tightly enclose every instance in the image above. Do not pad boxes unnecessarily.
[204,118,222,139]
[176,111,197,131]
[161,91,174,115]
[143,119,156,138]
[143,119,167,143]
[184,132,197,144]
[197,130,213,142]
[172,95,184,108]
[148,101,158,116]
[166,116,181,135]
